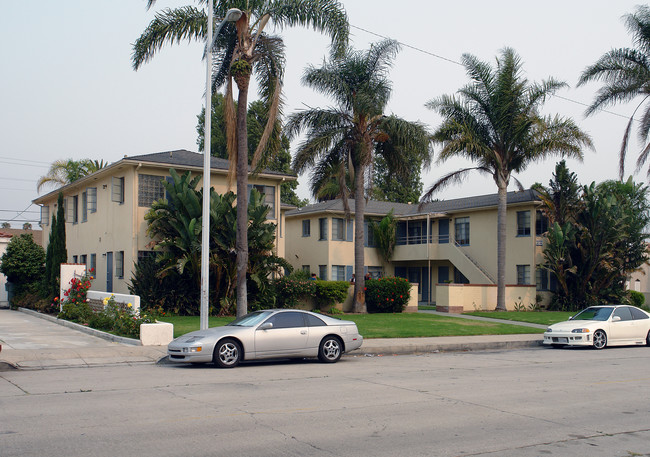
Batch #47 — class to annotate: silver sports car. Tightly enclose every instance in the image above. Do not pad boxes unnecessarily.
[167,309,364,367]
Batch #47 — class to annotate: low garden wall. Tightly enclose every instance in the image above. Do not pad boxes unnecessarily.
[86,291,140,313]
[436,283,537,313]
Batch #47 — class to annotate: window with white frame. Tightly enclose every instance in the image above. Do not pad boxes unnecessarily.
[302,219,310,237]
[40,205,49,226]
[112,177,124,203]
[138,174,166,207]
[319,218,328,240]
[87,187,97,213]
[331,265,346,281]
[332,218,346,241]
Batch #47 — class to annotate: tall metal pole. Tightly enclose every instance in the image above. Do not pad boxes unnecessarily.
[201,6,242,330]
[200,0,214,331]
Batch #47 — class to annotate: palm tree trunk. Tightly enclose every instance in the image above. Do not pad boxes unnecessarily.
[235,76,250,318]
[353,165,367,313]
[496,178,507,311]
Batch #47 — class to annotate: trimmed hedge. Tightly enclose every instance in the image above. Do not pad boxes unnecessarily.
[365,277,411,313]
[274,277,349,310]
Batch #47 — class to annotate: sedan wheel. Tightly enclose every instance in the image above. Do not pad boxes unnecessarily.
[646,331,650,347]
[593,330,607,350]
[318,336,342,363]
[213,338,241,368]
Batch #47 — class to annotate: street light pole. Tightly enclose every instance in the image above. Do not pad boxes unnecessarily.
[201,4,242,330]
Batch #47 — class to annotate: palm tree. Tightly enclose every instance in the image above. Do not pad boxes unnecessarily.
[424,47,592,311]
[286,39,433,312]
[133,0,348,317]
[37,159,107,193]
[578,6,650,179]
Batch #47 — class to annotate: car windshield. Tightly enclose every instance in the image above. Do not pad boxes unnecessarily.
[227,311,273,327]
[572,307,614,321]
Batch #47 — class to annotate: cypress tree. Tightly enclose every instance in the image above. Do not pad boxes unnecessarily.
[50,192,67,296]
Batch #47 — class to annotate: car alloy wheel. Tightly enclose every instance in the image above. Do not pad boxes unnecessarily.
[593,330,607,350]
[318,336,342,363]
[214,338,241,368]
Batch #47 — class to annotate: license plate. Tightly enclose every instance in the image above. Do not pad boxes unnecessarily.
[558,337,568,343]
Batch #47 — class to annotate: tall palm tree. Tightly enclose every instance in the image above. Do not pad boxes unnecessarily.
[424,47,592,311]
[286,39,433,312]
[578,6,650,179]
[133,0,349,317]
[37,159,107,193]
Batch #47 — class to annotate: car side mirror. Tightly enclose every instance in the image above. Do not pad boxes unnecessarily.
[612,316,621,322]
[259,322,273,330]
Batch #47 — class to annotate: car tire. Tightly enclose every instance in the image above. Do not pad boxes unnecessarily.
[646,331,650,347]
[593,330,607,350]
[318,336,342,363]
[213,338,241,368]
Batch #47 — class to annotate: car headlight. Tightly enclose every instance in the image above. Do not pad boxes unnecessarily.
[182,346,203,353]
[546,328,552,332]
[571,328,590,333]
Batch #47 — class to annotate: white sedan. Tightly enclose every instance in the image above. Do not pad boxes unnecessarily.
[544,305,650,349]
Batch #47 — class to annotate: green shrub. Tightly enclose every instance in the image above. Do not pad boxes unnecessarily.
[58,301,93,323]
[274,276,317,308]
[629,290,645,307]
[314,281,349,309]
[365,277,411,313]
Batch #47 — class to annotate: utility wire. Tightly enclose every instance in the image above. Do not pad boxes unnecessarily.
[351,24,637,123]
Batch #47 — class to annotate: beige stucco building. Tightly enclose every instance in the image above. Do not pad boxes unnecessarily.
[33,150,295,295]
[285,190,551,311]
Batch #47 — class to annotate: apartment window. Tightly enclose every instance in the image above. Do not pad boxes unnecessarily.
[331,265,346,281]
[367,266,383,279]
[115,251,125,279]
[364,221,377,247]
[138,174,166,207]
[138,251,156,263]
[40,205,49,226]
[318,265,327,280]
[81,191,88,222]
[112,177,125,203]
[517,265,531,285]
[87,187,97,213]
[319,218,328,240]
[517,211,531,236]
[302,265,310,273]
[332,218,346,241]
[70,195,79,224]
[72,255,78,263]
[249,184,276,220]
[455,217,470,246]
[90,254,96,275]
[302,220,311,237]
[80,254,87,266]
[536,267,548,291]
[536,210,548,235]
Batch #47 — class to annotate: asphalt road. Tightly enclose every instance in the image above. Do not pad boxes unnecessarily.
[2,346,650,456]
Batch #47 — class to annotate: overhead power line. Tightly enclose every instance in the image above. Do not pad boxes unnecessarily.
[350,24,636,123]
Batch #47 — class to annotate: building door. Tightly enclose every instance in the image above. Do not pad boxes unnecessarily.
[438,219,449,243]
[106,252,113,293]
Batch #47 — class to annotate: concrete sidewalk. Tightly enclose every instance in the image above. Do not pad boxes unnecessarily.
[0,308,544,371]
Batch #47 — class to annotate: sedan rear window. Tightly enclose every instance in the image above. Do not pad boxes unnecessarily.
[630,307,649,320]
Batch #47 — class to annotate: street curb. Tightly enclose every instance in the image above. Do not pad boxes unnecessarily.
[18,308,141,346]
[354,339,543,356]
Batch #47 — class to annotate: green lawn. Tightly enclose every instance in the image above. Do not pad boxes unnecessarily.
[158,312,544,339]
[464,311,575,326]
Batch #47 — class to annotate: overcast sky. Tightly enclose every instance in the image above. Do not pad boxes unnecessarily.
[1,0,646,227]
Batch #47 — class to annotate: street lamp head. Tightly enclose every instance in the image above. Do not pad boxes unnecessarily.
[224,8,242,22]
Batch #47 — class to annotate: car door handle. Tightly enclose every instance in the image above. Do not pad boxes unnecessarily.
[300,330,307,335]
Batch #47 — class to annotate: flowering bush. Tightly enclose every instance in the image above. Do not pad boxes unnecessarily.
[59,293,161,339]
[365,277,411,313]
[62,270,94,306]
